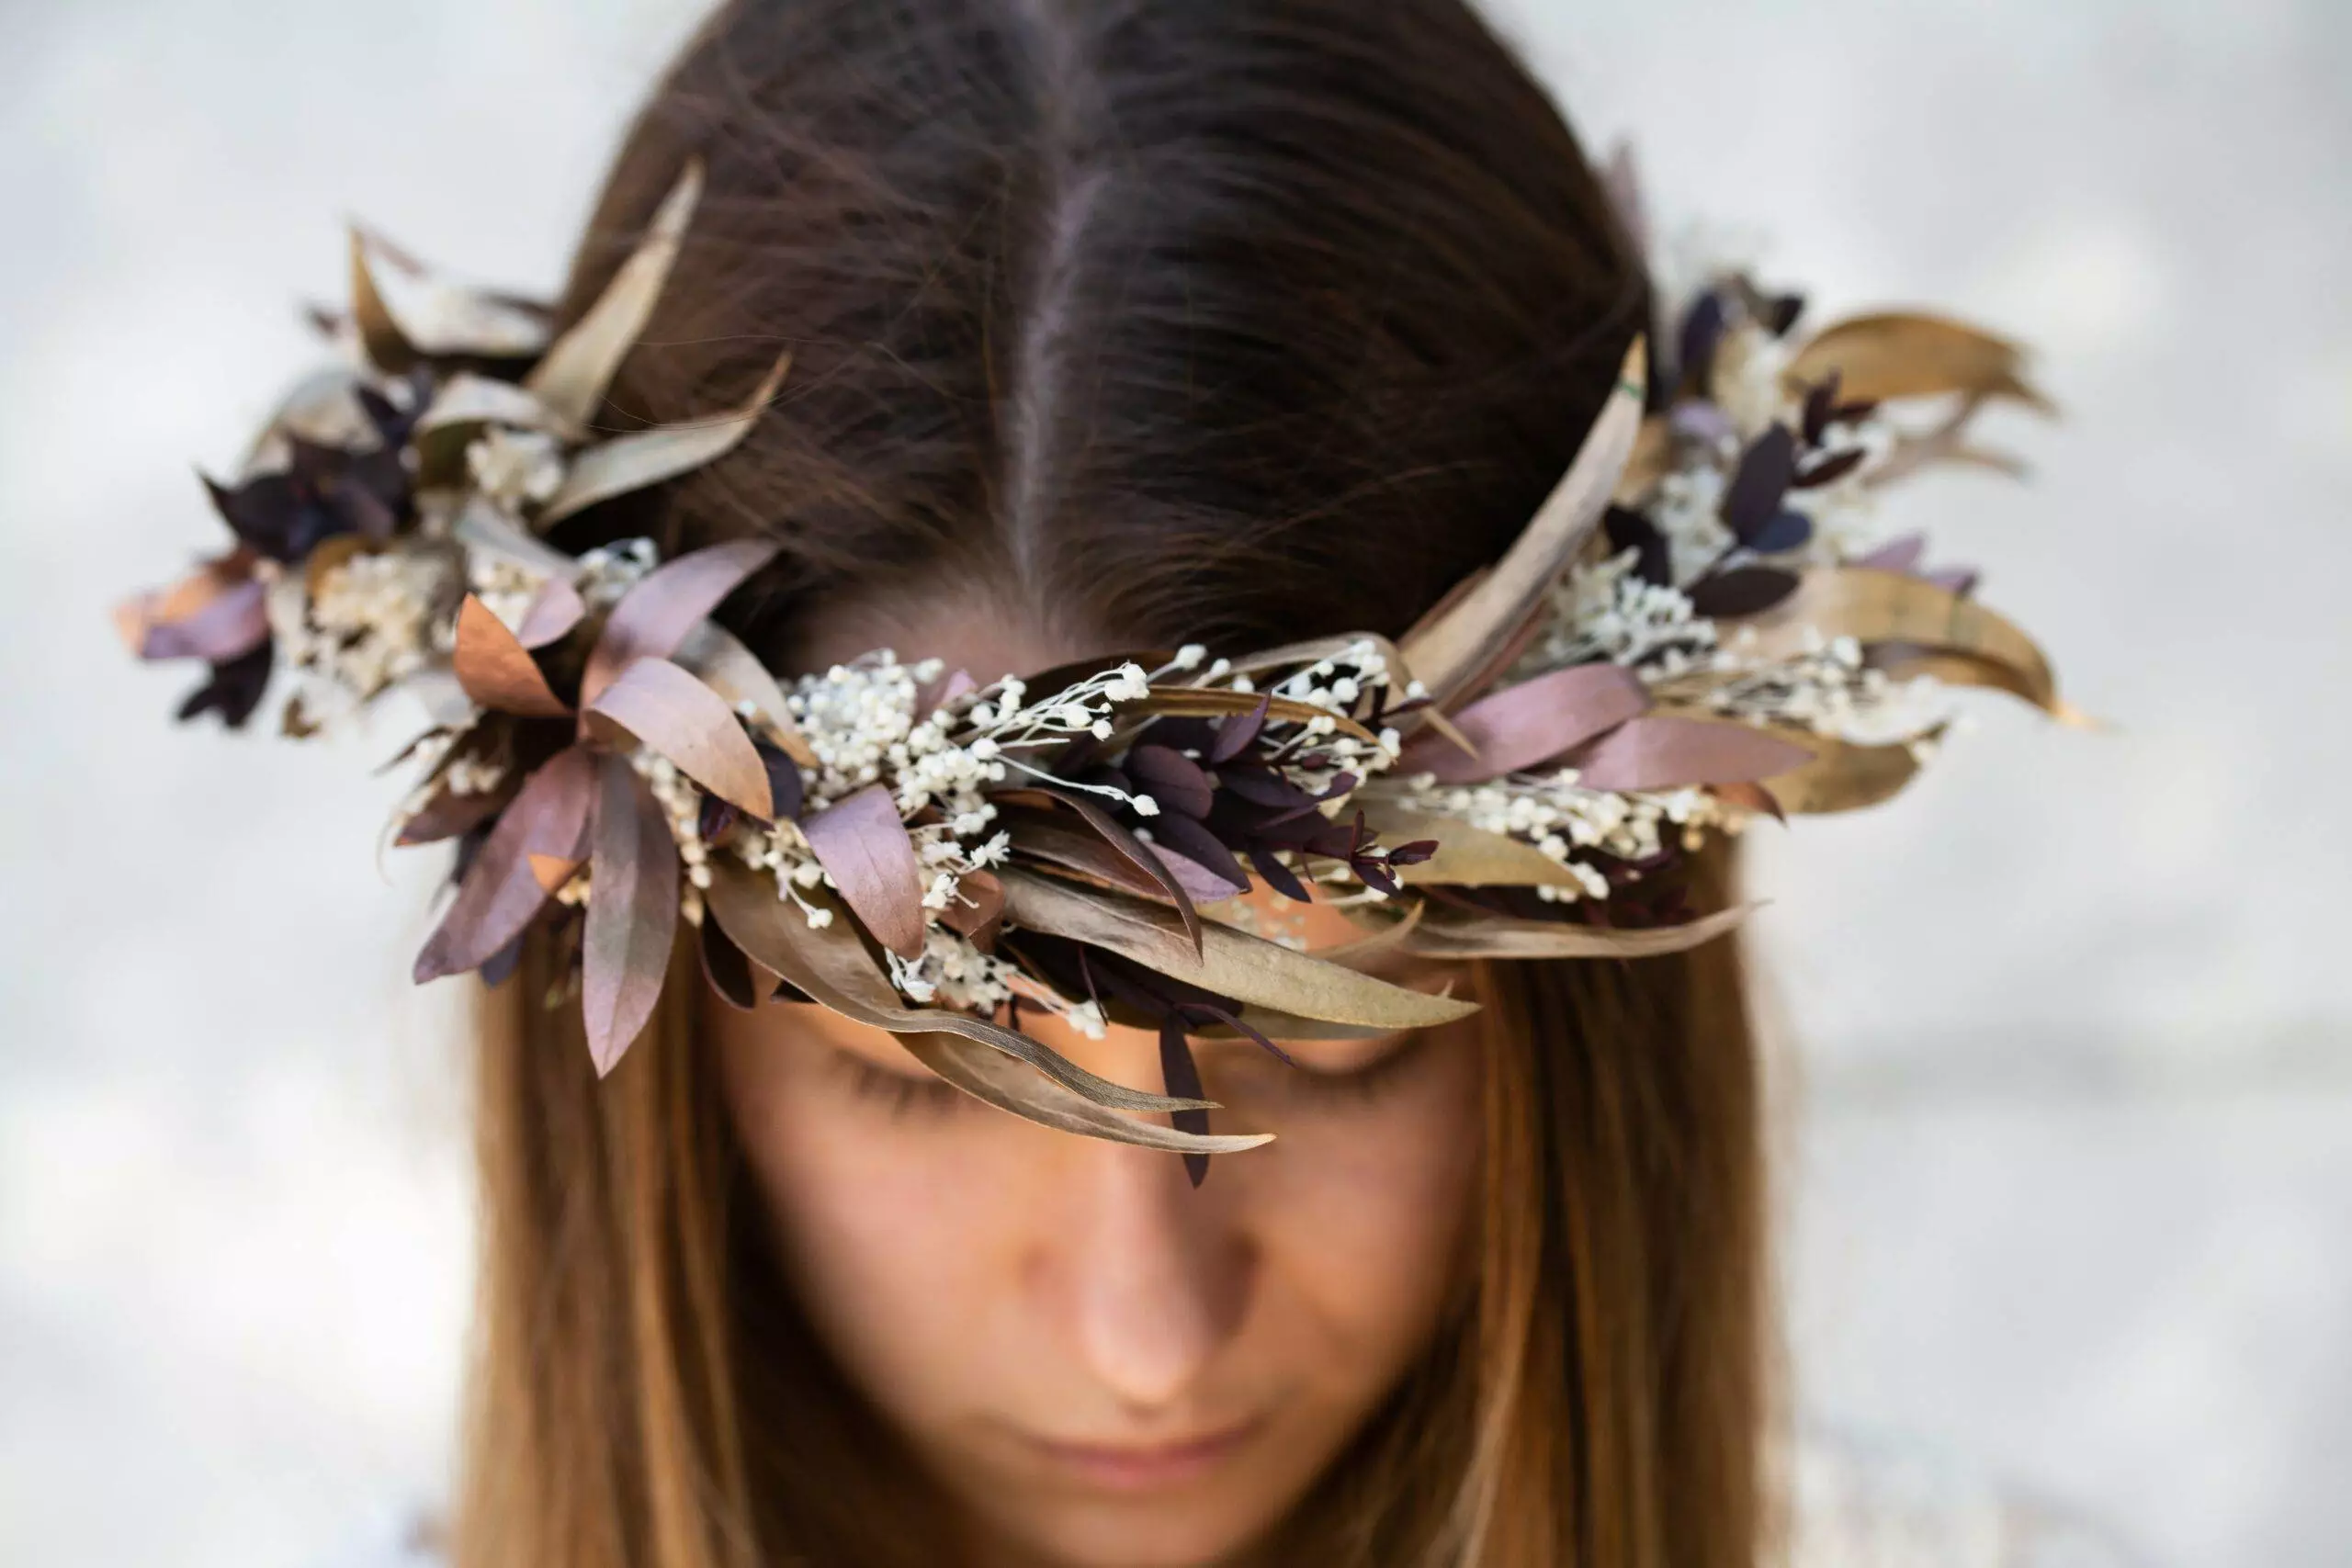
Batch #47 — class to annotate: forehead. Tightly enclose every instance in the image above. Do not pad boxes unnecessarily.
[786,581,1096,688]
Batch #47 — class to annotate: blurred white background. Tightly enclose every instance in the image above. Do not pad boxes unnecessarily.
[2,1,2344,1564]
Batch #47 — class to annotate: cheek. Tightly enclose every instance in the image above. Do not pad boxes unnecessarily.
[1232,1032,1486,1390]
[714,1024,1014,1430]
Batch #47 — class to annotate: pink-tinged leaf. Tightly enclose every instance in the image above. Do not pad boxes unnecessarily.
[515,578,585,649]
[412,746,596,982]
[1856,533,1928,574]
[581,755,682,1077]
[126,576,270,663]
[453,596,571,717]
[1393,664,1650,784]
[1153,845,1251,905]
[582,657,774,819]
[1568,716,1815,792]
[394,784,512,846]
[798,784,929,961]
[1710,780,1787,823]
[1399,336,1646,705]
[936,868,1005,950]
[582,537,781,707]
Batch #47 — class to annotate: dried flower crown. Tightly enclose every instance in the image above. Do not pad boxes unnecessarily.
[117,162,2068,1175]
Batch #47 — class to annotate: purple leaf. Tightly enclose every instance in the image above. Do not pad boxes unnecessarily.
[1159,1016,1211,1188]
[1746,508,1814,555]
[1123,744,1216,819]
[1857,533,1928,575]
[700,915,762,1011]
[1393,664,1650,784]
[413,745,596,982]
[582,656,774,818]
[582,754,682,1076]
[1678,291,1727,389]
[582,537,781,707]
[1603,504,1671,587]
[1793,447,1868,491]
[1207,694,1272,765]
[798,784,929,961]
[1569,716,1815,792]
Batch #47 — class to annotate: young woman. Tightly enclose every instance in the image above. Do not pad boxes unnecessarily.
[118,1,2063,1564]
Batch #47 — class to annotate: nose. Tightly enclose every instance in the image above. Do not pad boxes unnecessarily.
[1049,1134,1253,1414]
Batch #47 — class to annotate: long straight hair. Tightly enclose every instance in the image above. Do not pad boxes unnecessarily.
[455,2,1774,1563]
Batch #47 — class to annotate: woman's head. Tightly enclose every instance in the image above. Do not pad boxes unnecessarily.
[459,3,1769,1565]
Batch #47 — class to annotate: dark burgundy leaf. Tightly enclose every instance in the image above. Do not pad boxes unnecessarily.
[1146,809,1251,893]
[1214,765,1314,812]
[1685,567,1801,618]
[1157,1017,1212,1188]
[755,740,806,821]
[1124,744,1215,819]
[1677,291,1728,390]
[1604,504,1671,587]
[1207,694,1273,766]
[175,642,275,728]
[1721,425,1798,542]
[1247,845,1311,903]
[1763,291,1806,336]
[700,915,762,1011]
[1801,371,1844,444]
[1793,447,1867,490]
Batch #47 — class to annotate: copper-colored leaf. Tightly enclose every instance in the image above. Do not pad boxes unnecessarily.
[394,784,512,847]
[996,869,1479,1032]
[1037,790,1204,953]
[703,862,1218,1125]
[582,537,782,707]
[1787,311,2054,413]
[525,161,705,430]
[1400,336,1647,705]
[700,914,763,1011]
[1007,807,1244,914]
[1351,799,1589,892]
[1403,904,1750,960]
[582,656,774,819]
[936,868,1005,948]
[797,784,929,961]
[1733,567,2058,712]
[453,595,571,717]
[1568,715,1815,792]
[538,351,792,525]
[1393,664,1649,784]
[413,746,596,982]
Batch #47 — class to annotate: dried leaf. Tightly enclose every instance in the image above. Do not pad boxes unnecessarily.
[515,577,585,649]
[1126,686,1379,744]
[1402,335,1647,704]
[699,915,763,1011]
[1569,715,1815,792]
[451,496,585,582]
[525,161,705,429]
[346,229,549,370]
[797,784,929,961]
[415,373,571,439]
[453,595,571,717]
[394,784,511,847]
[413,745,596,982]
[1787,311,2054,413]
[1722,425,1797,541]
[1392,664,1649,784]
[1686,567,1801,618]
[936,867,1005,948]
[704,861,1216,1123]
[583,656,775,818]
[1733,567,2058,711]
[895,1032,1269,1156]
[1761,731,1930,815]
[1004,805,1227,932]
[997,868,1479,1031]
[582,537,781,707]
[674,619,819,765]
[1159,1017,1213,1186]
[1404,904,1750,960]
[582,755,682,1076]
[538,351,792,525]
[1350,800,1588,892]
[123,575,269,663]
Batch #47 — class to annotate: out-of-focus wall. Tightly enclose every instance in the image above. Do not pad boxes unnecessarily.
[1,2,2341,1564]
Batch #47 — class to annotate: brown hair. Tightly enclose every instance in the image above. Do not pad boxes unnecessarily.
[456,2,1772,1563]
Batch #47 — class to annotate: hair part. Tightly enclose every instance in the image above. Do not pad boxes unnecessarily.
[456,2,1770,1563]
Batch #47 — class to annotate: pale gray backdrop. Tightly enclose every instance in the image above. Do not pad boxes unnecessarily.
[1,2,2344,1564]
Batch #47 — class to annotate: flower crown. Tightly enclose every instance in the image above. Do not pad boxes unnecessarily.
[117,163,2066,1175]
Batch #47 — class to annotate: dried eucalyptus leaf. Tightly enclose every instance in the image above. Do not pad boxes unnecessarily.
[1351,800,1588,891]
[1569,715,1815,792]
[1735,567,2057,711]
[1392,664,1649,784]
[452,595,571,718]
[413,745,596,982]
[673,619,819,765]
[525,161,705,430]
[894,1032,1271,1156]
[451,496,585,583]
[1404,904,1750,960]
[582,657,774,819]
[704,861,1210,1118]
[537,351,792,525]
[1787,311,2054,412]
[582,536,781,706]
[797,784,930,961]
[1761,732,1930,815]
[582,755,682,1077]
[997,869,1478,1031]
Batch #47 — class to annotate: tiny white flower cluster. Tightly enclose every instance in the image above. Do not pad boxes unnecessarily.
[1260,638,1412,789]
[1685,630,1950,749]
[465,551,544,633]
[283,543,456,707]
[633,747,713,923]
[1401,769,1745,902]
[883,928,1109,1041]
[1518,552,1716,678]
[464,428,566,512]
[574,537,661,611]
